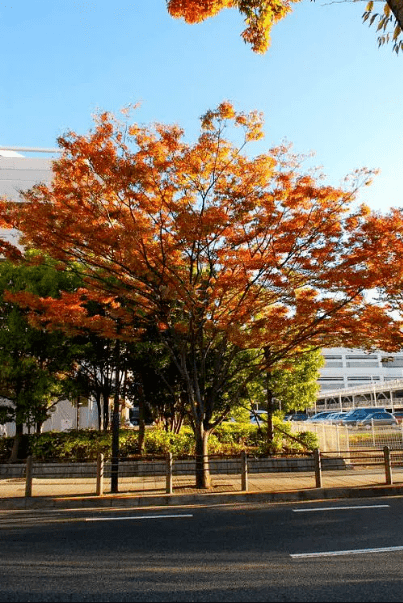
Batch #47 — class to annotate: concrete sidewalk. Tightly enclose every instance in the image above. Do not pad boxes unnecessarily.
[2,468,403,510]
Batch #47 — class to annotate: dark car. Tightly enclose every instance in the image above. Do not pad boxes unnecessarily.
[306,411,336,422]
[325,411,347,424]
[340,407,386,427]
[356,411,397,428]
[284,413,309,422]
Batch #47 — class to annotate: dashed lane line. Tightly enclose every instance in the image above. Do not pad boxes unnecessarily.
[291,545,403,558]
[85,513,193,521]
[293,504,390,512]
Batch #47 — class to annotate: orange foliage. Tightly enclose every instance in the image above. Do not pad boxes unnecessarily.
[166,0,300,53]
[167,0,235,22]
[1,102,403,365]
[5,288,145,342]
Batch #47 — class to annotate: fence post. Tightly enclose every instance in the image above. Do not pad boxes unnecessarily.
[96,452,104,496]
[383,446,393,485]
[314,448,322,488]
[166,452,173,494]
[345,425,351,465]
[241,451,248,492]
[336,425,340,456]
[25,455,33,498]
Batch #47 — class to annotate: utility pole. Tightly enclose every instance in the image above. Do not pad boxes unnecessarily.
[264,347,274,445]
[111,338,121,494]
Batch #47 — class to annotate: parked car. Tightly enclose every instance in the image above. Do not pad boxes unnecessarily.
[284,413,309,422]
[306,411,336,422]
[340,407,386,427]
[129,406,154,426]
[324,412,347,425]
[321,412,337,422]
[356,411,398,429]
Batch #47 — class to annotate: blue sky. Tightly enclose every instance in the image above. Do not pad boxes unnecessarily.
[1,0,402,213]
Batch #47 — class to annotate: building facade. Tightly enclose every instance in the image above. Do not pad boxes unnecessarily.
[315,348,403,414]
[319,347,403,392]
[0,147,57,247]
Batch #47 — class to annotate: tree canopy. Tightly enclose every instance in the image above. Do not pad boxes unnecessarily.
[0,256,83,460]
[1,102,403,484]
[270,348,324,413]
[166,0,403,53]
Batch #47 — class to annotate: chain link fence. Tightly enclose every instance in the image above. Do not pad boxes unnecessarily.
[289,420,403,454]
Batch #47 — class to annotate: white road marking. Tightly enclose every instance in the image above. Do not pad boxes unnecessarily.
[293,504,390,513]
[291,545,403,558]
[85,513,193,522]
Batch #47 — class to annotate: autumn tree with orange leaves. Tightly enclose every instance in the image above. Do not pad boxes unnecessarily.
[2,102,403,487]
[166,0,403,54]
[167,0,299,53]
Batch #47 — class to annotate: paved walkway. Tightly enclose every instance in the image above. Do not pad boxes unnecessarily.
[2,467,403,510]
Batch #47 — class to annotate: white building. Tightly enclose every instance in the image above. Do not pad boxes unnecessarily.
[315,348,403,414]
[319,347,403,392]
[0,147,99,435]
[0,147,55,199]
[0,398,99,437]
[0,146,57,247]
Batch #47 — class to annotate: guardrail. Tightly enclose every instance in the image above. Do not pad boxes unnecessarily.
[1,447,400,499]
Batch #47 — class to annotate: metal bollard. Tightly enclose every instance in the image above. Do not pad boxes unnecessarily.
[241,451,248,492]
[96,452,104,496]
[383,446,393,485]
[166,452,173,494]
[314,448,322,489]
[25,455,33,498]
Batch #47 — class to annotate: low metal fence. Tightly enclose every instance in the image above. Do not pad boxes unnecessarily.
[318,447,403,488]
[2,447,403,499]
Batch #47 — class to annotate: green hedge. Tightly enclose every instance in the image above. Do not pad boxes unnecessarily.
[0,422,318,462]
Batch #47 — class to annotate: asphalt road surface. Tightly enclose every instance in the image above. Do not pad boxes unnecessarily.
[1,496,403,602]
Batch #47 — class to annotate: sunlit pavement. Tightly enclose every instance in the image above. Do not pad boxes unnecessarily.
[2,467,403,511]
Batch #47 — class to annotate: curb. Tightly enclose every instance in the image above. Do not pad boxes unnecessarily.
[3,484,403,511]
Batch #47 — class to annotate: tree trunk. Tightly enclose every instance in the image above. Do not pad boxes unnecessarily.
[137,381,146,455]
[110,398,120,493]
[173,412,183,434]
[110,339,121,494]
[76,396,80,429]
[102,388,110,431]
[266,384,275,447]
[172,391,187,434]
[194,424,211,488]
[95,392,102,431]
[264,348,275,448]
[9,422,23,463]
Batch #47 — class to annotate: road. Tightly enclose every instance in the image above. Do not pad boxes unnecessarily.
[1,497,403,602]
